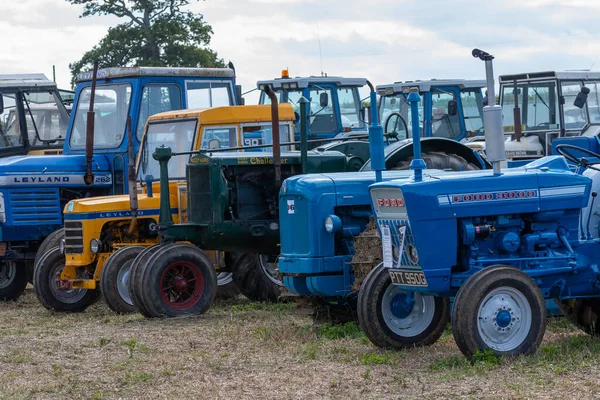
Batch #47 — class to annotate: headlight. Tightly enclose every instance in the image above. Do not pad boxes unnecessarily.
[406,244,419,264]
[59,239,65,255]
[90,238,102,254]
[324,215,342,233]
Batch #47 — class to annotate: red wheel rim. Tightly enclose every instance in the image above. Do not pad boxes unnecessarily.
[159,261,205,310]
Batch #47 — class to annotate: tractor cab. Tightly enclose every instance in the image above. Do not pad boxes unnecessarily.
[257,70,368,141]
[499,71,600,165]
[0,74,71,156]
[377,79,486,142]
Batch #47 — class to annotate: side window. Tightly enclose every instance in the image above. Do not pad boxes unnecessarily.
[562,82,588,129]
[309,87,337,134]
[460,89,484,134]
[587,82,600,123]
[337,87,364,129]
[201,127,238,149]
[242,124,291,152]
[137,84,182,140]
[431,90,461,138]
[186,81,233,109]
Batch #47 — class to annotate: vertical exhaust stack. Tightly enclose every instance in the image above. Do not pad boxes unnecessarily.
[299,96,309,174]
[366,81,385,183]
[263,85,281,186]
[513,79,522,142]
[407,88,425,182]
[473,48,505,175]
[84,62,99,185]
[126,116,139,235]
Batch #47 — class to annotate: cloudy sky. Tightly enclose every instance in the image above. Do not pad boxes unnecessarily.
[1,0,600,102]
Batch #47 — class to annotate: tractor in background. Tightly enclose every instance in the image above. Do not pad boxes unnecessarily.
[33,104,296,313]
[0,66,241,301]
[359,49,600,358]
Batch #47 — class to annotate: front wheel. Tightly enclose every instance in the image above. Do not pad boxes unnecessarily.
[452,265,546,359]
[0,261,28,301]
[33,248,99,312]
[555,298,600,336]
[358,263,449,349]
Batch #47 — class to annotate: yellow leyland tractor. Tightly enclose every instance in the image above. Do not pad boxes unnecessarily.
[33,104,296,313]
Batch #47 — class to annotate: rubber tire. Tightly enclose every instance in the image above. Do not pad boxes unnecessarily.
[30,228,65,285]
[138,244,217,318]
[0,261,28,301]
[393,151,479,171]
[452,265,546,359]
[33,247,99,312]
[555,298,600,336]
[233,254,281,302]
[100,246,144,314]
[128,244,161,318]
[358,263,449,349]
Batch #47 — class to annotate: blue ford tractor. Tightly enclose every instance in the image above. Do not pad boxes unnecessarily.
[0,66,240,301]
[359,49,600,358]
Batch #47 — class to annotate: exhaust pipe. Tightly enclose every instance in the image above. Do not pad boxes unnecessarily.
[84,62,99,185]
[126,116,139,235]
[264,85,281,186]
[366,80,385,183]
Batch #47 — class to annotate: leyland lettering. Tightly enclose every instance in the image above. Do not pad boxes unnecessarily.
[13,176,70,183]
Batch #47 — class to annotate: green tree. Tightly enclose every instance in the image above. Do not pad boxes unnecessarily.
[67,0,224,84]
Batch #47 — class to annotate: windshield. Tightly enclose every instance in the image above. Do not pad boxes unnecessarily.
[460,89,484,135]
[70,83,132,150]
[242,123,292,151]
[379,93,422,138]
[138,119,198,180]
[0,90,69,149]
[501,81,559,132]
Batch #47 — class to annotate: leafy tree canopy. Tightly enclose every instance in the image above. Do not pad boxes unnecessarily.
[68,0,224,84]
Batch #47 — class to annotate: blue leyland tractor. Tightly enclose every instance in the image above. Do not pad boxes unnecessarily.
[0,66,240,301]
[359,50,600,358]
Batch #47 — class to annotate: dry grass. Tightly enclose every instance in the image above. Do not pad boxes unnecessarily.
[1,290,600,399]
[350,218,381,290]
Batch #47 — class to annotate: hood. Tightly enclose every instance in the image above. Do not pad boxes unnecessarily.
[0,154,110,174]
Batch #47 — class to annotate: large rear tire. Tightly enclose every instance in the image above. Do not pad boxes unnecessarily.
[393,151,479,171]
[452,265,546,359]
[358,263,449,349]
[555,298,600,336]
[100,246,144,314]
[33,247,99,312]
[128,244,161,318]
[233,254,282,302]
[0,261,28,301]
[137,244,217,318]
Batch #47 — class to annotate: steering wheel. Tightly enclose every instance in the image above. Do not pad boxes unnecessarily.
[383,112,408,144]
[555,144,600,171]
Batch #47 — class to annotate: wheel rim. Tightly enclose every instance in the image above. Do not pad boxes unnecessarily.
[381,284,435,337]
[259,255,283,287]
[49,263,88,304]
[117,260,134,306]
[159,261,205,311]
[477,286,532,352]
[216,272,233,287]
[0,262,16,289]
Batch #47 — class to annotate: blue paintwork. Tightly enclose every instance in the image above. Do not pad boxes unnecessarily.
[0,72,238,261]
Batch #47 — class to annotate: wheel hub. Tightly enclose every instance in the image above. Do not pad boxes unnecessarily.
[496,309,512,328]
[390,293,415,319]
[173,276,189,292]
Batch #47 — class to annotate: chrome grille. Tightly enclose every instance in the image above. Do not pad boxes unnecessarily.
[64,221,84,254]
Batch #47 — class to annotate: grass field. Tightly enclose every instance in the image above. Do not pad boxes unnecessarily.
[1,289,600,399]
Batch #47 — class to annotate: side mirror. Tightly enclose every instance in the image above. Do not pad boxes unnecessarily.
[320,92,329,108]
[0,95,3,115]
[359,107,366,123]
[208,139,221,149]
[574,86,590,109]
[448,100,458,116]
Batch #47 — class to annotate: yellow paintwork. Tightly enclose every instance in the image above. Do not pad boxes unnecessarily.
[60,103,295,287]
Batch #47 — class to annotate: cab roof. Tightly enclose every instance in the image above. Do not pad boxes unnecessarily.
[499,71,600,83]
[257,76,367,90]
[76,67,235,83]
[147,104,296,125]
[377,79,486,95]
[0,73,57,89]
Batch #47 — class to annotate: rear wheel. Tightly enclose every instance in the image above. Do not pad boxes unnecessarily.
[393,151,479,171]
[0,261,28,301]
[358,263,449,349]
[452,265,546,359]
[100,246,144,314]
[233,254,282,302]
[137,244,217,318]
[33,247,99,312]
[556,298,600,336]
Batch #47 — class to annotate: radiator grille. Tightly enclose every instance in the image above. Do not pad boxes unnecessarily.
[9,188,61,225]
[64,221,84,254]
[187,164,211,223]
